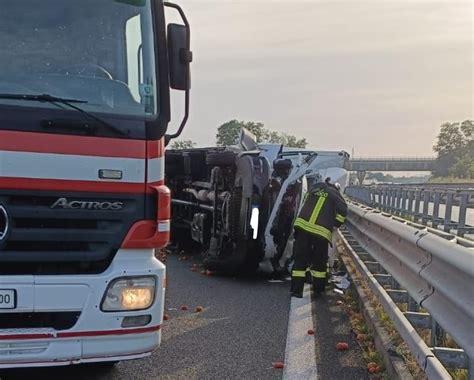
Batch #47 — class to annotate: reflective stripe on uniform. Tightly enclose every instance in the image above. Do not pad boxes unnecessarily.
[336,214,346,223]
[310,270,326,279]
[309,196,326,224]
[294,218,332,241]
[292,270,306,278]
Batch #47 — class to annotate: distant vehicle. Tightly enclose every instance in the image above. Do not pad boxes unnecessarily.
[0,0,191,369]
[165,129,349,274]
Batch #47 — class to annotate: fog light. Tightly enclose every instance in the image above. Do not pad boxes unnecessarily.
[121,315,152,328]
[101,277,156,312]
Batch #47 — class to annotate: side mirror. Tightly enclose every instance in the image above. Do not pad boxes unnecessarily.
[167,23,192,91]
[164,2,192,144]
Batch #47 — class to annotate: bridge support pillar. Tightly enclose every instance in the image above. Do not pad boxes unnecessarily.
[356,171,366,185]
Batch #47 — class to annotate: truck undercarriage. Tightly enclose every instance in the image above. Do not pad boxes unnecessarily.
[165,131,350,274]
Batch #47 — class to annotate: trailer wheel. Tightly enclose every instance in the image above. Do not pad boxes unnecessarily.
[206,151,236,167]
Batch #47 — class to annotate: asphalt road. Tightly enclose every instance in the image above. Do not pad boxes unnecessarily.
[0,254,290,380]
[0,253,368,380]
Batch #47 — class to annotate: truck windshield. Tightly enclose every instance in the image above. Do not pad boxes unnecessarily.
[0,0,158,117]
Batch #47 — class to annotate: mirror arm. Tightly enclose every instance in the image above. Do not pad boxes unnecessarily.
[164,1,191,145]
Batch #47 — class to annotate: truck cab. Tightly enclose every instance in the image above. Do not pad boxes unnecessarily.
[0,0,191,368]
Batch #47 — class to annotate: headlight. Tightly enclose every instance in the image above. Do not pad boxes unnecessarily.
[101,277,156,312]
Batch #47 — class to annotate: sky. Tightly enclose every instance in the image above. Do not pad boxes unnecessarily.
[167,0,473,156]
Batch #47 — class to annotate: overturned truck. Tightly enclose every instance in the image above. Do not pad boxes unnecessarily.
[165,130,349,274]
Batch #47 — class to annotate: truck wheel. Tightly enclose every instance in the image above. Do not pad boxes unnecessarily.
[206,151,236,167]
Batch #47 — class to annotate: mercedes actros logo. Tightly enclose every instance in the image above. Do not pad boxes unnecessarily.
[0,205,9,242]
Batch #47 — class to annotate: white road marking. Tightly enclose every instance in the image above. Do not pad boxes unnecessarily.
[283,283,318,380]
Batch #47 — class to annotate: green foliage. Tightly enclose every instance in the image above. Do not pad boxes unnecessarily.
[433,120,473,178]
[216,119,307,148]
[170,139,196,150]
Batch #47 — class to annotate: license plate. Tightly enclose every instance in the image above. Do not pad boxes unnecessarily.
[0,289,16,309]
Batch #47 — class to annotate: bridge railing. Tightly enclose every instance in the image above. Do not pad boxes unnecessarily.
[339,201,474,379]
[345,185,474,237]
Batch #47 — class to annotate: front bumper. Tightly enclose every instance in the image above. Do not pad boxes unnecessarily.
[0,249,166,369]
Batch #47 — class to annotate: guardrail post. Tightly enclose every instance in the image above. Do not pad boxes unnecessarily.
[400,190,408,218]
[444,192,454,233]
[395,188,402,216]
[407,190,415,219]
[414,190,422,222]
[407,296,420,312]
[390,189,396,213]
[422,190,431,225]
[432,192,441,228]
[458,192,468,237]
[431,319,445,348]
[382,189,387,211]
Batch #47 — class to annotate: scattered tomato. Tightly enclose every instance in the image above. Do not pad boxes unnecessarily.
[307,329,315,335]
[272,361,285,369]
[195,306,204,313]
[336,342,349,351]
[180,304,188,311]
[367,362,377,370]
[163,314,170,321]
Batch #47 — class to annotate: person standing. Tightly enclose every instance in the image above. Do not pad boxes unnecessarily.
[290,179,347,298]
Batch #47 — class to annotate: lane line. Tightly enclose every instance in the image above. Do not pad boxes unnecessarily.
[283,283,318,379]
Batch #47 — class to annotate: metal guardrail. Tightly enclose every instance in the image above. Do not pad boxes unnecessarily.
[350,157,436,162]
[345,185,474,237]
[339,201,474,379]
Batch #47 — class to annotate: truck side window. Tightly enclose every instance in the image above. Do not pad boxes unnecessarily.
[126,14,143,103]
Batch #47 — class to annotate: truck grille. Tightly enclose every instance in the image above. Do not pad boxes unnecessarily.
[0,190,146,274]
[0,312,80,330]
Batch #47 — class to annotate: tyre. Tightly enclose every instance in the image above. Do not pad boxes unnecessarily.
[206,151,236,167]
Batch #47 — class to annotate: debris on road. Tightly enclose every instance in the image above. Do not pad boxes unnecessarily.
[272,361,285,369]
[336,342,349,351]
[180,305,189,311]
[163,314,170,321]
[307,329,315,335]
[334,288,344,295]
[330,271,351,290]
[195,306,204,313]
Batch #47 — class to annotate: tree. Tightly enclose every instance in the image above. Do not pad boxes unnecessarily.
[433,120,474,178]
[216,120,268,146]
[216,119,307,148]
[267,131,307,148]
[170,139,196,150]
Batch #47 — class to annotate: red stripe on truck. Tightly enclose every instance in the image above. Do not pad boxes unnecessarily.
[0,130,164,158]
[0,325,161,341]
[0,177,167,193]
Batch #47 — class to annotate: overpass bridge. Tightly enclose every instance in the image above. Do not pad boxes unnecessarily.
[346,157,436,183]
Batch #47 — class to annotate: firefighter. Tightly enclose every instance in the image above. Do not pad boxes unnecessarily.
[290,179,347,298]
